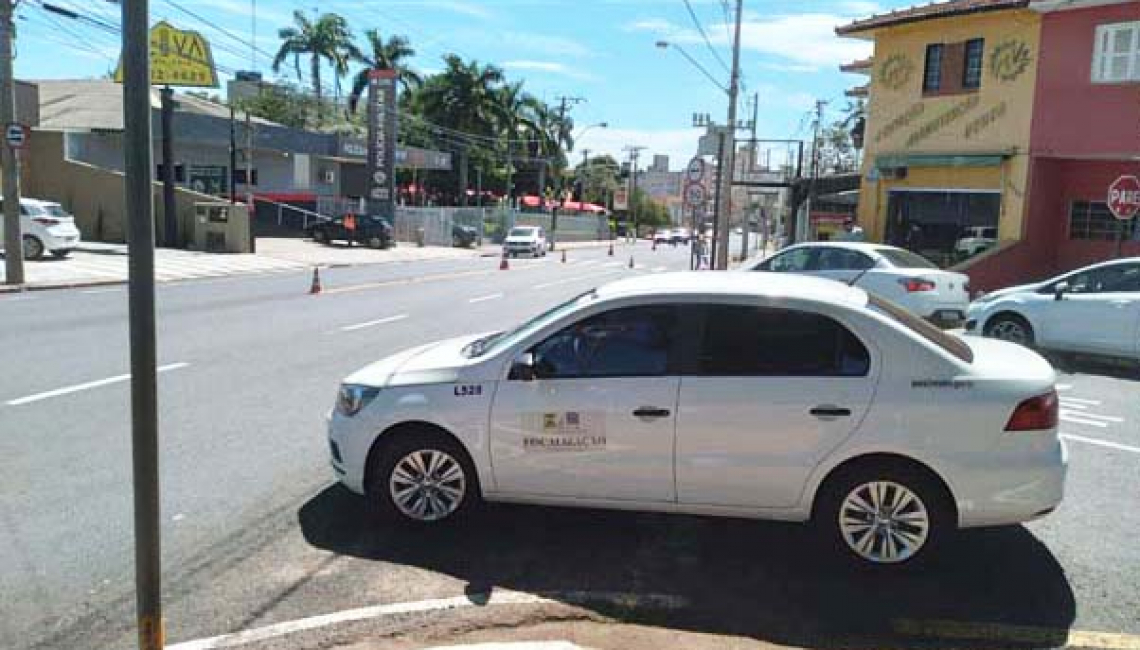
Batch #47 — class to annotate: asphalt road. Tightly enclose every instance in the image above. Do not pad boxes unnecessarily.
[1,241,1136,650]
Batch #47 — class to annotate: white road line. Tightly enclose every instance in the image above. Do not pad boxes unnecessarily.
[652,266,668,272]
[1056,383,1072,391]
[1060,396,1101,405]
[1060,402,1089,410]
[468,293,504,304]
[601,261,623,268]
[338,314,409,332]
[1062,433,1140,454]
[6,362,190,406]
[0,295,34,302]
[167,590,686,650]
[80,287,123,295]
[534,271,623,290]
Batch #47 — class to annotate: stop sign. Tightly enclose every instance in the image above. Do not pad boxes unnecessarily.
[1107,175,1140,221]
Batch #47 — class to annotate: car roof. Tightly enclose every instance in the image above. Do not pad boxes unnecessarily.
[784,241,897,255]
[595,271,869,306]
[0,196,56,206]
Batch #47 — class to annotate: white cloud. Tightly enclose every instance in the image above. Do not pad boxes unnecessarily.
[628,12,872,68]
[502,60,597,81]
[575,128,700,171]
[499,31,593,59]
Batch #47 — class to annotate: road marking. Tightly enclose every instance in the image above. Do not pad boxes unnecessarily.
[1061,409,1124,428]
[6,362,190,406]
[1056,383,1072,391]
[1062,433,1140,454]
[533,270,624,290]
[652,266,668,272]
[601,261,623,267]
[80,287,123,295]
[167,589,687,650]
[0,295,33,302]
[339,314,409,332]
[469,292,504,304]
[1061,396,1101,406]
[893,618,1140,649]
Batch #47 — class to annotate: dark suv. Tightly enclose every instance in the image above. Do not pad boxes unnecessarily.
[308,215,393,249]
[452,224,481,248]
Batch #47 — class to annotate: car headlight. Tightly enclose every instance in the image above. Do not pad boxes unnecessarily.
[337,384,380,417]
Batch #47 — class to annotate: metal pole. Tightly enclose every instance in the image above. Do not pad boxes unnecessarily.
[714,0,743,270]
[1116,218,1125,258]
[740,92,758,261]
[244,108,255,253]
[1,0,24,285]
[228,100,237,205]
[160,87,177,247]
[122,0,163,648]
[711,131,724,269]
[630,148,641,238]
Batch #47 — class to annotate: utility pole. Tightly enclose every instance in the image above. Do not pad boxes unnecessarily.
[713,0,743,270]
[122,0,163,648]
[624,145,645,238]
[228,100,237,206]
[740,92,758,261]
[244,108,255,253]
[161,87,177,247]
[1,0,23,285]
[802,99,827,245]
[580,148,589,201]
[550,94,583,250]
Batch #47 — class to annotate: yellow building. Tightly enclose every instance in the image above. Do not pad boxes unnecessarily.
[838,0,1041,268]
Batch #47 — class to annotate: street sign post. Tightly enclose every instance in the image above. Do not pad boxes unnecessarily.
[5,122,26,149]
[685,157,706,184]
[1107,175,1140,257]
[684,182,707,208]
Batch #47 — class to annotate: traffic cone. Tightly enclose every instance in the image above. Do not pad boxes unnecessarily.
[561,249,567,263]
[608,242,614,256]
[309,267,322,294]
[499,253,510,271]
[629,255,635,269]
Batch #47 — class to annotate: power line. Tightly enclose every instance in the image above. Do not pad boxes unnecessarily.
[681,0,730,75]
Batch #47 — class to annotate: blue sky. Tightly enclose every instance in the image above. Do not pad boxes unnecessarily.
[15,0,911,169]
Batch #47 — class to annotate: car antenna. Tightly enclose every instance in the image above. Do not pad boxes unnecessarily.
[847,264,875,288]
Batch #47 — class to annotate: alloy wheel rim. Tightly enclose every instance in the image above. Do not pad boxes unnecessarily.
[389,449,466,522]
[23,237,41,259]
[838,481,929,563]
[991,320,1027,344]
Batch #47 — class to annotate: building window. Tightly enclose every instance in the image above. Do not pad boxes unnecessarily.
[1069,201,1137,240]
[963,38,985,89]
[923,43,944,92]
[1093,21,1140,83]
[232,168,259,186]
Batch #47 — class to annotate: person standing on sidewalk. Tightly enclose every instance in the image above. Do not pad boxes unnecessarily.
[834,218,865,242]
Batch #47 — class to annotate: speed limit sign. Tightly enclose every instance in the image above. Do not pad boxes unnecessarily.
[684,182,707,207]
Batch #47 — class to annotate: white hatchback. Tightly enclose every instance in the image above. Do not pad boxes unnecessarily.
[502,226,546,258]
[328,273,1066,566]
[966,257,1140,363]
[745,242,970,327]
[0,197,82,259]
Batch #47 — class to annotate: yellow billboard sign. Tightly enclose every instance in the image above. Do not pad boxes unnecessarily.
[114,21,219,88]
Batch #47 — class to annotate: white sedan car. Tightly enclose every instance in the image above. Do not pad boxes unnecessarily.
[745,242,970,327]
[502,226,547,258]
[0,197,82,259]
[966,257,1140,363]
[328,273,1066,566]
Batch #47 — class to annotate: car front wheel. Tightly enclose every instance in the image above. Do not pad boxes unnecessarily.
[22,235,45,260]
[985,313,1035,347]
[312,229,328,244]
[816,462,950,567]
[368,431,478,524]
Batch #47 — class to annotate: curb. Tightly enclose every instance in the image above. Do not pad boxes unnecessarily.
[1,278,127,293]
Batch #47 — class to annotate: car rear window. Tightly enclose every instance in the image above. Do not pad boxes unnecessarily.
[876,248,938,269]
[868,296,974,363]
[509,228,536,237]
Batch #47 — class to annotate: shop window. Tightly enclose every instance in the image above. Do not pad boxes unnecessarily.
[1093,21,1140,83]
[885,191,1000,268]
[923,44,944,92]
[1068,201,1137,240]
[963,38,985,89]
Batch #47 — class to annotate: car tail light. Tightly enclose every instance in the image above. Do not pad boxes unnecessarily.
[899,277,936,292]
[32,217,60,226]
[1005,391,1059,431]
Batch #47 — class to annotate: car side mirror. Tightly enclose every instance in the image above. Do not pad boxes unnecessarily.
[510,352,537,381]
[1054,282,1069,301]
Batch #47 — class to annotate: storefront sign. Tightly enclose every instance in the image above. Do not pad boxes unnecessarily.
[614,186,629,211]
[188,165,226,195]
[990,40,1032,82]
[1108,175,1140,221]
[878,53,915,91]
[367,69,398,219]
[875,103,924,144]
[963,101,1008,139]
[905,95,980,148]
[114,21,219,88]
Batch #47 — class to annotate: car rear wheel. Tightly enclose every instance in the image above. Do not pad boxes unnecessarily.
[22,235,44,260]
[367,236,386,249]
[51,249,72,259]
[985,313,1035,347]
[816,462,950,567]
[368,431,479,524]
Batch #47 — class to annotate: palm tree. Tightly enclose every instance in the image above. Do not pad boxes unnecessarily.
[416,55,504,137]
[348,30,421,113]
[272,11,358,113]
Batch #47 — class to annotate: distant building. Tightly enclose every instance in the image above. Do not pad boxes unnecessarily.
[637,154,684,223]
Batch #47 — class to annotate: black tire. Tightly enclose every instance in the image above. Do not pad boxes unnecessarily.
[367,236,385,250]
[22,235,44,260]
[453,236,462,248]
[366,429,480,525]
[312,229,328,244]
[51,249,72,259]
[984,313,1035,347]
[814,460,953,568]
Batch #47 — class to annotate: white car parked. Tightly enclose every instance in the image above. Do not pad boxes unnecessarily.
[746,242,971,327]
[502,226,546,258]
[966,257,1140,363]
[0,197,82,259]
[328,273,1066,566]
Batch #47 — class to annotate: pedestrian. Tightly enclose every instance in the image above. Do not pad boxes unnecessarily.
[834,218,865,242]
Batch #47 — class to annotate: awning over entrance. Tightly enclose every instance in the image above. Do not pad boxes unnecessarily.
[875,153,1008,169]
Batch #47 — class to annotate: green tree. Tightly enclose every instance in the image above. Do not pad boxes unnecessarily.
[573,155,619,204]
[348,30,421,114]
[272,11,358,114]
[237,83,318,129]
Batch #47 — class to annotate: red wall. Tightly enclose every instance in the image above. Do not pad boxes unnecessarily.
[1031,3,1140,158]
[1052,160,1140,270]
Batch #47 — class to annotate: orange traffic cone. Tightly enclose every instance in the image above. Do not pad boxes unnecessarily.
[499,253,510,271]
[608,242,614,256]
[628,255,635,269]
[561,249,567,263]
[309,267,322,294]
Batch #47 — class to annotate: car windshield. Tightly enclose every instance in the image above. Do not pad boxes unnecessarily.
[868,296,973,363]
[21,203,48,216]
[876,247,938,269]
[464,289,596,358]
[509,228,537,237]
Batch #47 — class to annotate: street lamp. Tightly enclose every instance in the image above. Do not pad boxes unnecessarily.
[574,121,609,140]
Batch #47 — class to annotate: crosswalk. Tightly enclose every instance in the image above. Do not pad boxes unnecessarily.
[9,250,308,286]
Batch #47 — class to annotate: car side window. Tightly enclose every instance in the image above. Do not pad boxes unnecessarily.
[529,305,678,379]
[765,248,814,272]
[692,305,870,377]
[1066,264,1140,294]
[815,248,875,271]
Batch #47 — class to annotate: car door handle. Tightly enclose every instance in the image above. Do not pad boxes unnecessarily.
[810,406,852,418]
[632,407,671,419]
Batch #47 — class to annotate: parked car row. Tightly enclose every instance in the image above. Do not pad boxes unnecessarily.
[0,197,82,260]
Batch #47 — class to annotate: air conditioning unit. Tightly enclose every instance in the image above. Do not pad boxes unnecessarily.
[320,169,336,184]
